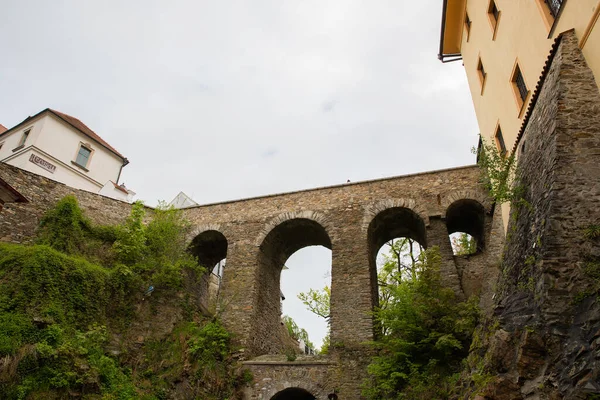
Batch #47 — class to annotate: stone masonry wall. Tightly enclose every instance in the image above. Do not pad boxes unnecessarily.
[472,30,600,399]
[0,162,136,242]
[242,358,332,400]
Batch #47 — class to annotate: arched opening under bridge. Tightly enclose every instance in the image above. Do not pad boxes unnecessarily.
[270,387,316,400]
[445,199,486,255]
[188,230,228,312]
[255,218,332,356]
[367,207,427,336]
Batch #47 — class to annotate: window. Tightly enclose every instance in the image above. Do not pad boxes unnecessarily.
[19,130,30,146]
[535,0,563,29]
[477,57,487,94]
[75,145,92,168]
[490,2,499,21]
[465,12,472,41]
[13,129,31,152]
[545,0,563,17]
[495,126,507,156]
[511,62,529,114]
[487,0,501,39]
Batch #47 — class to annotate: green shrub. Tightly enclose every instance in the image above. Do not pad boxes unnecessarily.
[188,321,231,367]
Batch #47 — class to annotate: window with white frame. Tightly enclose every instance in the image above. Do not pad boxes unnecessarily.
[75,145,92,168]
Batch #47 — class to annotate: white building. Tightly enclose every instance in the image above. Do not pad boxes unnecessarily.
[0,109,134,202]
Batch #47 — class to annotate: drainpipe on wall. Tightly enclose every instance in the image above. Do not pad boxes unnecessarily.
[116,158,129,185]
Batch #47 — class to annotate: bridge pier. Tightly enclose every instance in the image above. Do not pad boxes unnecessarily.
[427,217,465,298]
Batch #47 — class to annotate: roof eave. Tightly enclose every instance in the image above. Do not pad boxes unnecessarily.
[47,110,128,163]
[438,0,465,62]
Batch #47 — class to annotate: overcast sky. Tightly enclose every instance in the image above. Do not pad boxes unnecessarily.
[1,1,478,349]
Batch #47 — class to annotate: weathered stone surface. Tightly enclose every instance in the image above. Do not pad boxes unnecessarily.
[474,30,600,399]
[175,166,501,398]
[242,358,333,400]
[0,162,142,242]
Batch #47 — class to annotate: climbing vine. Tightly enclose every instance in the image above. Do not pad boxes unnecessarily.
[473,137,522,204]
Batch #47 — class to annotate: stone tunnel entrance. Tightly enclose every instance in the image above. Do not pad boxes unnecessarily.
[270,387,316,400]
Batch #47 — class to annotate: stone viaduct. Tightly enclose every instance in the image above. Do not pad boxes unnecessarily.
[0,161,504,399]
[180,164,504,399]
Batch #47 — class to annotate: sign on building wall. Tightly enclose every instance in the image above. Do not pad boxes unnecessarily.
[29,154,56,173]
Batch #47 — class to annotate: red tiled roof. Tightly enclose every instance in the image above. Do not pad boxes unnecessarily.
[0,177,28,203]
[48,109,127,161]
[112,181,129,194]
[0,109,128,164]
[0,124,7,134]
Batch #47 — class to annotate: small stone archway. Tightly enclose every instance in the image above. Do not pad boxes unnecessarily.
[243,359,332,400]
[270,387,316,400]
[251,214,333,356]
[445,199,487,253]
[188,229,228,269]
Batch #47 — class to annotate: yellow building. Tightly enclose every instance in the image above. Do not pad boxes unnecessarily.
[439,0,600,226]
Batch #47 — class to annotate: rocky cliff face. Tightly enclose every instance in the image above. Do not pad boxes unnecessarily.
[466,30,600,400]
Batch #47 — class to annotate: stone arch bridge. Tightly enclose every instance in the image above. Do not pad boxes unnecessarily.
[181,165,504,399]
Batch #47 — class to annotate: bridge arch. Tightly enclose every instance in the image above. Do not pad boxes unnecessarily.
[255,210,334,247]
[253,214,332,355]
[187,228,228,314]
[188,229,228,269]
[440,189,491,218]
[366,205,428,333]
[445,198,487,253]
[363,198,429,232]
[270,387,316,400]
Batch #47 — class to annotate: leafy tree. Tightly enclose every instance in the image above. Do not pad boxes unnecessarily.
[297,286,330,320]
[378,238,422,314]
[451,233,477,256]
[282,315,315,350]
[297,286,330,352]
[320,331,330,355]
[364,246,479,399]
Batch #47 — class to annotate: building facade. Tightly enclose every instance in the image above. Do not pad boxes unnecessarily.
[439,0,600,225]
[0,108,134,202]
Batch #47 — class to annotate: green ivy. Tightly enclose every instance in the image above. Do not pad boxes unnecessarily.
[473,136,521,204]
